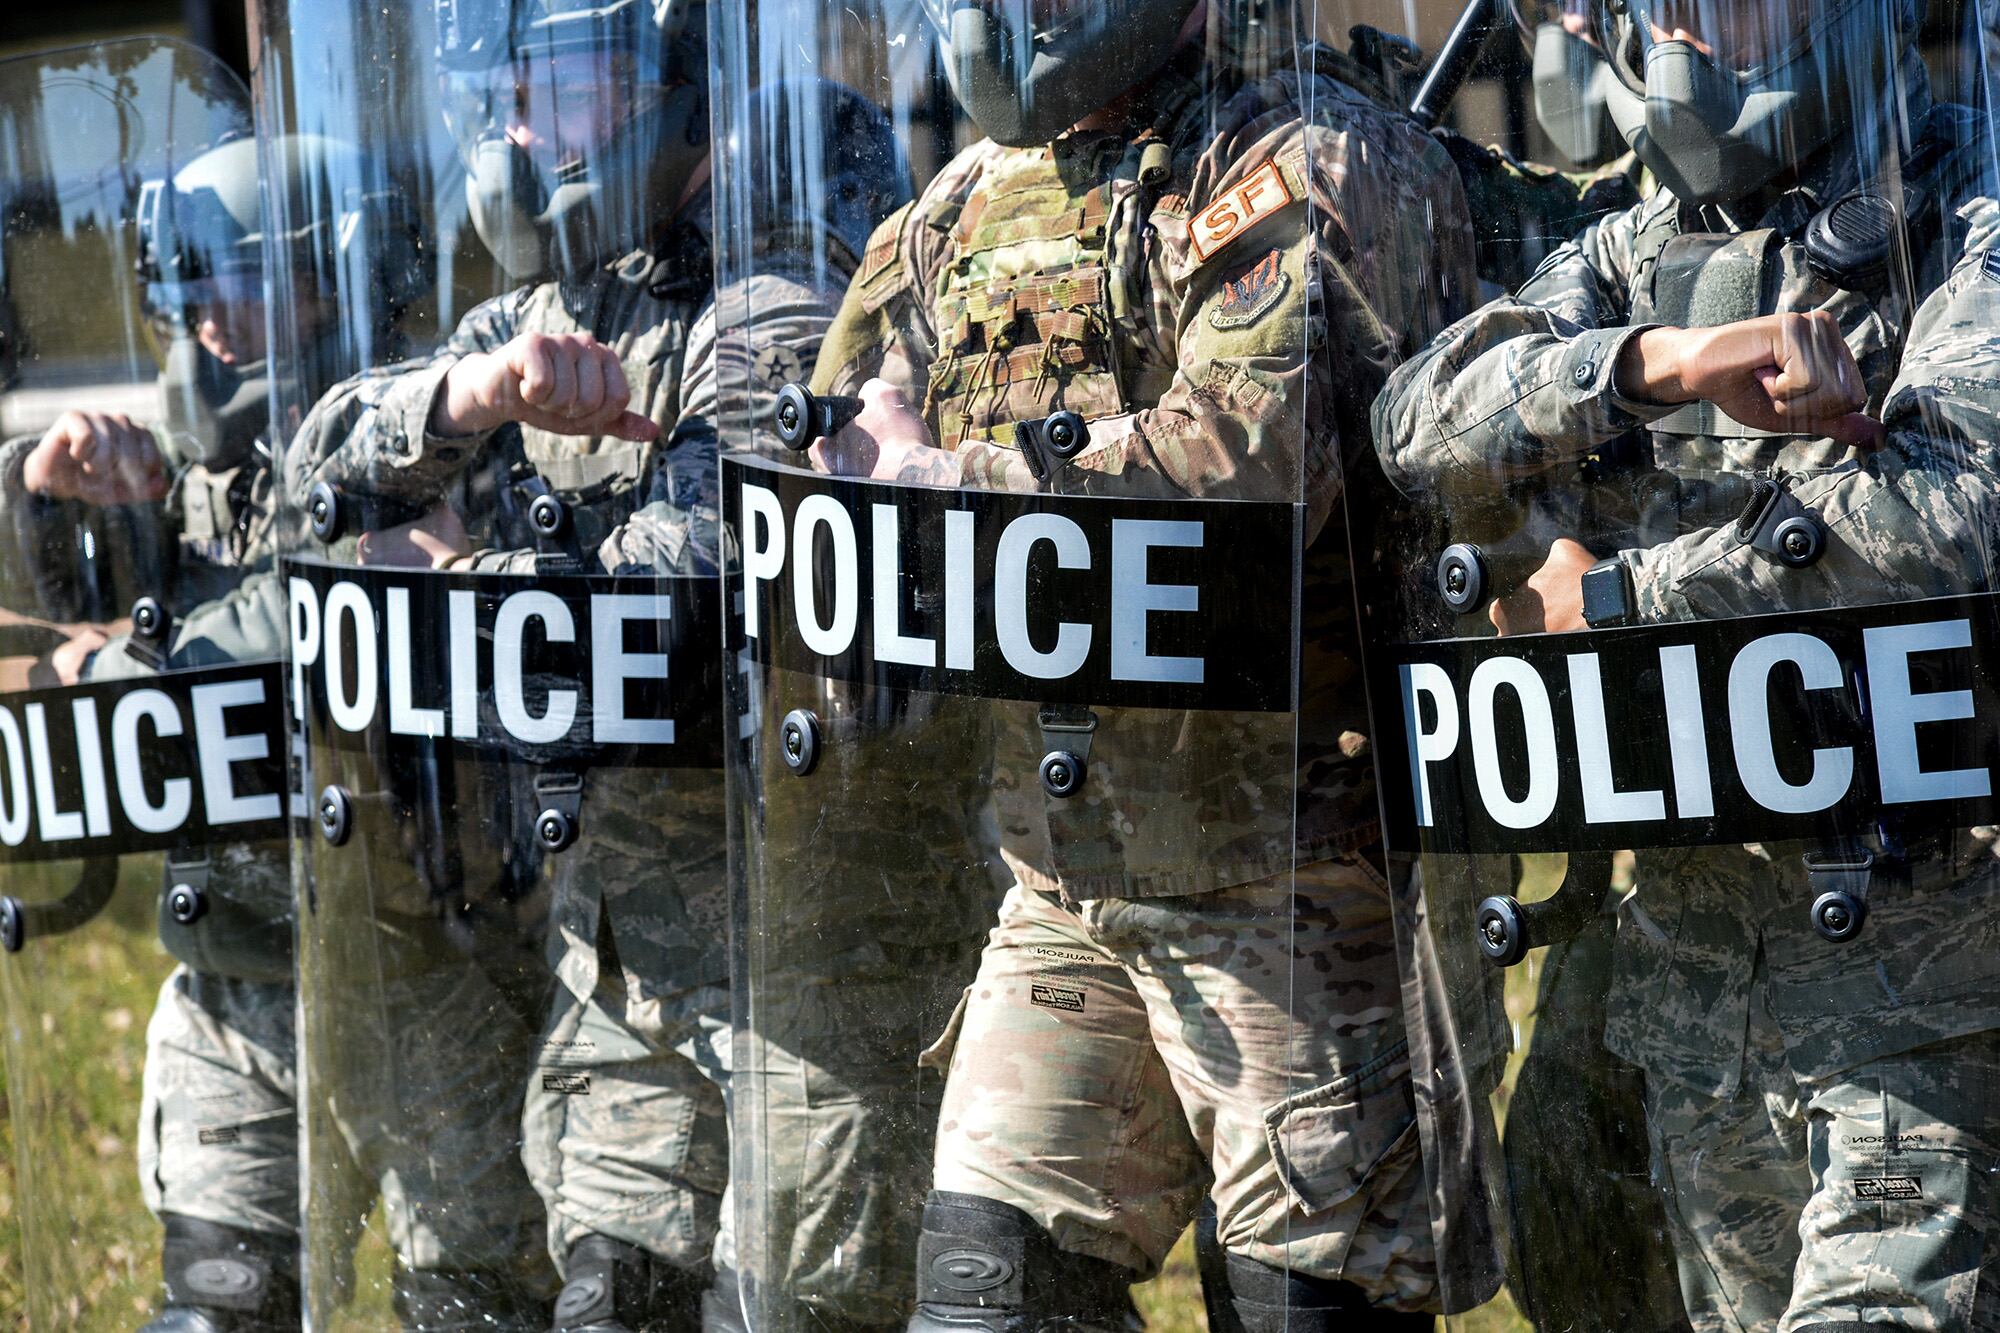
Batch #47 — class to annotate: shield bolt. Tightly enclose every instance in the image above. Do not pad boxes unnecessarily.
[1044,412,1088,460]
[1774,516,1825,568]
[167,883,208,926]
[0,897,22,953]
[1811,890,1866,943]
[780,708,822,777]
[536,808,578,853]
[529,494,570,539]
[317,785,353,847]
[1039,750,1086,798]
[1474,895,1529,966]
[774,384,815,452]
[132,597,170,644]
[1436,543,1488,614]
[307,482,343,543]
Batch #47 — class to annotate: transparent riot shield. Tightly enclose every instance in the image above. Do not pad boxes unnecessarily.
[712,4,1475,1329]
[1345,0,2000,1327]
[0,39,305,1328]
[256,0,757,1327]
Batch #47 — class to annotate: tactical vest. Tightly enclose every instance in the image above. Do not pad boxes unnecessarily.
[920,94,1191,455]
[502,231,709,561]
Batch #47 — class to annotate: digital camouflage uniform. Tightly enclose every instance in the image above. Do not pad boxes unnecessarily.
[0,421,305,1243]
[811,44,1475,1310]
[289,196,842,1290]
[1374,62,2000,1331]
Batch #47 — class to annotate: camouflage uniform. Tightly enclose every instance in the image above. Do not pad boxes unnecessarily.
[289,198,840,1287]
[1373,67,2000,1330]
[812,45,1475,1309]
[0,425,304,1247]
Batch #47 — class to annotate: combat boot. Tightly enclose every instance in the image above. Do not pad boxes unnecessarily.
[551,1234,706,1332]
[907,1191,1134,1333]
[139,1213,300,1333]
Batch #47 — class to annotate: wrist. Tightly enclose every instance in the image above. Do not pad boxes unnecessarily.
[1616,326,1693,406]
[430,356,493,438]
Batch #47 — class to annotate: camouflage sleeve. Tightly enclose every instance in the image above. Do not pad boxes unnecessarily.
[86,567,288,681]
[951,99,1478,542]
[1625,199,2000,621]
[284,287,530,509]
[1429,129,1643,297]
[809,199,939,400]
[1370,192,1682,499]
[455,268,842,577]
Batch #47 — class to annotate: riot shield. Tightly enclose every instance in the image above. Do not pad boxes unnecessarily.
[1350,0,2000,1327]
[257,0,760,1326]
[0,39,306,1328]
[714,4,1474,1328]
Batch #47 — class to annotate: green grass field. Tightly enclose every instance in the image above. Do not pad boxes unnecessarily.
[0,860,1584,1331]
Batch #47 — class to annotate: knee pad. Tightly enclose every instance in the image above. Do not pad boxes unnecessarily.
[1195,1220,1429,1333]
[393,1266,548,1332]
[145,1213,299,1333]
[909,1191,1134,1333]
[553,1234,706,1333]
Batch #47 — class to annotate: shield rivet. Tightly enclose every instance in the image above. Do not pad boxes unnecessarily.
[318,786,353,847]
[780,709,821,777]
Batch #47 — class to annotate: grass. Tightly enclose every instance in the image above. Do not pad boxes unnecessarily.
[1,860,1589,1331]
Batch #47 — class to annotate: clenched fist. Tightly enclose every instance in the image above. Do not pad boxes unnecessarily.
[432,332,658,443]
[1617,311,1883,448]
[24,411,169,505]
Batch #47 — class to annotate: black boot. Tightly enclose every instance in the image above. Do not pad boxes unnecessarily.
[552,1234,706,1332]
[907,1192,1134,1333]
[1195,1206,1431,1333]
[138,1213,300,1333]
[394,1265,551,1332]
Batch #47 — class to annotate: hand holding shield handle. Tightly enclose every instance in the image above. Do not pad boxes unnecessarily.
[774,383,864,452]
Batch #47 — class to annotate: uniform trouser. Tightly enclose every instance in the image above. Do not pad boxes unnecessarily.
[522,936,731,1276]
[316,958,555,1286]
[928,856,1435,1312]
[139,966,300,1239]
[1645,969,2000,1332]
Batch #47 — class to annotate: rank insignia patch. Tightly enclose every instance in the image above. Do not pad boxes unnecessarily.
[1210,248,1290,330]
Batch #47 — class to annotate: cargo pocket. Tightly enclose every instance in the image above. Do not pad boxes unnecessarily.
[1264,1039,1417,1217]
[918,985,973,1074]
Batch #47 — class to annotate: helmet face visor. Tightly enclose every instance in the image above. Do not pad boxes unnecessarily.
[144,270,267,367]
[917,0,1101,43]
[441,50,666,177]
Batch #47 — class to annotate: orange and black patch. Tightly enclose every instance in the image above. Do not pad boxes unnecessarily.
[1209,248,1290,331]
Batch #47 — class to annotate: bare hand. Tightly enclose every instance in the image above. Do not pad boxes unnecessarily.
[809,379,960,485]
[1491,537,1597,636]
[47,626,110,685]
[24,411,169,505]
[357,506,472,568]
[1618,313,1882,449]
[433,333,658,442]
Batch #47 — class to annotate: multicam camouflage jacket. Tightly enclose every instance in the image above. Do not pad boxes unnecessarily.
[813,44,1476,897]
[1373,74,2000,1091]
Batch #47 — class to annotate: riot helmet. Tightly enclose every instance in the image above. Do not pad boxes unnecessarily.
[436,0,711,279]
[1592,0,1925,204]
[1512,0,1621,166]
[137,132,417,468]
[917,0,1206,147]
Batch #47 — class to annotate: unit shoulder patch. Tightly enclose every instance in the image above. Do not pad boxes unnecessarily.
[1210,248,1291,330]
[1189,159,1298,264]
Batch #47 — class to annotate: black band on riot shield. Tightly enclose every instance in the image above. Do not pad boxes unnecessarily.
[0,662,285,864]
[723,455,1300,711]
[282,558,724,768]
[1377,590,2000,854]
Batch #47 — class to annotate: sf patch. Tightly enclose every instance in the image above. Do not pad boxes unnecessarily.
[1210,248,1290,331]
[1189,159,1296,263]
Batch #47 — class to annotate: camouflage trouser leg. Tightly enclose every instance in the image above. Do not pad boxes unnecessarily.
[930,856,1434,1311]
[1647,981,2000,1331]
[138,966,300,1239]
[327,960,556,1290]
[522,965,730,1275]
